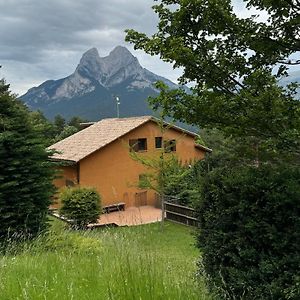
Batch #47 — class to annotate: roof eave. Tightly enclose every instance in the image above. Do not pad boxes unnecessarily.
[49,157,78,164]
[149,117,199,138]
[195,144,212,153]
[149,117,212,152]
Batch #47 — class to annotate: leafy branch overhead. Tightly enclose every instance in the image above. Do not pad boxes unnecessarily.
[126,0,299,86]
[126,0,300,164]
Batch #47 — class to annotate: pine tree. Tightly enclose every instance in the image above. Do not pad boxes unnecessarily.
[0,78,55,239]
[53,114,66,135]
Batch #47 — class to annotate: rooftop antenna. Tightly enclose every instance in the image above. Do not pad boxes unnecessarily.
[115,95,120,118]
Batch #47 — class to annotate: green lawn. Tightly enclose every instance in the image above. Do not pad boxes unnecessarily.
[0,218,212,300]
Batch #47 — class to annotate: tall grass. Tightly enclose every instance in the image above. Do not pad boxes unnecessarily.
[0,219,212,299]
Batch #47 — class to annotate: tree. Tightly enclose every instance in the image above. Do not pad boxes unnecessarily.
[29,110,56,146]
[0,78,55,239]
[53,114,66,135]
[130,121,168,228]
[52,115,86,142]
[54,125,78,142]
[136,154,194,205]
[126,0,300,164]
[68,116,86,131]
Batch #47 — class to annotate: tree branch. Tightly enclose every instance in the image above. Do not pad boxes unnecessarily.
[278,60,300,65]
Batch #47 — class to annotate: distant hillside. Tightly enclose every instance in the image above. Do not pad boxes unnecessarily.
[20,46,179,121]
[279,70,300,97]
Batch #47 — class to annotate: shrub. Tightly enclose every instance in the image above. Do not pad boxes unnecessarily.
[59,187,101,228]
[196,165,300,299]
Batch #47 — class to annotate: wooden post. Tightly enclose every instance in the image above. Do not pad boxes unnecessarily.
[161,193,165,230]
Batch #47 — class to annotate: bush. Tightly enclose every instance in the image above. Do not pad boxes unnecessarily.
[59,187,101,228]
[196,165,300,299]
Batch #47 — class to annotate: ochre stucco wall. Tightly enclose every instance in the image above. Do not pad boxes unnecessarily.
[54,165,78,188]
[77,121,206,208]
[51,165,78,208]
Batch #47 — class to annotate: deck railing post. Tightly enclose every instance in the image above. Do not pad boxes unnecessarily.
[161,193,165,230]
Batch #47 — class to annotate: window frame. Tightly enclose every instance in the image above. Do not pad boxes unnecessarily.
[129,138,148,152]
[164,139,176,153]
[155,136,163,149]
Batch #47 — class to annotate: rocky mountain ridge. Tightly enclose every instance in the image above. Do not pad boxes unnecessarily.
[21,46,178,120]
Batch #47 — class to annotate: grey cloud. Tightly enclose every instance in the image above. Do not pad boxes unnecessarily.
[0,0,157,62]
[0,0,163,94]
[2,0,296,96]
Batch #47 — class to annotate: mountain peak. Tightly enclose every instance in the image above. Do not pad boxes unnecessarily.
[75,46,142,87]
[109,46,133,58]
[84,47,99,56]
[79,47,100,64]
[76,47,102,80]
[20,45,179,120]
[103,45,139,73]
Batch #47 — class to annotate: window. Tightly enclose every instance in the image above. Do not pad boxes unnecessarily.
[129,138,147,152]
[164,139,176,152]
[138,138,147,151]
[155,137,163,148]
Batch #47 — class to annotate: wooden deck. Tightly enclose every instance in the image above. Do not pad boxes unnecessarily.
[93,206,162,227]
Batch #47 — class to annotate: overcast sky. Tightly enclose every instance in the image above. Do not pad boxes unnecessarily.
[0,0,298,96]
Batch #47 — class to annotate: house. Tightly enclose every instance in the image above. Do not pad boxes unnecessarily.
[49,116,211,209]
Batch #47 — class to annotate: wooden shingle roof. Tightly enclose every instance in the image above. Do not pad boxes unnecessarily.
[49,116,211,163]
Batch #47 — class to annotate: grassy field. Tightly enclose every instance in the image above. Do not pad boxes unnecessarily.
[0,218,212,300]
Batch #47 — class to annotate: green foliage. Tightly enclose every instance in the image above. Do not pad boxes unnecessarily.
[162,157,201,206]
[135,152,203,207]
[28,110,56,146]
[198,128,265,169]
[67,116,86,130]
[196,165,300,299]
[131,117,205,207]
[0,79,55,239]
[28,113,85,144]
[54,125,78,142]
[28,111,85,145]
[126,3,300,299]
[53,114,66,134]
[59,187,101,227]
[52,115,87,142]
[127,0,299,85]
[126,1,300,164]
